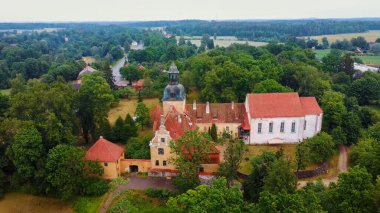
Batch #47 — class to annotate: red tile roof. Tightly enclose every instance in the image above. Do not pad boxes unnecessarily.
[241,111,250,130]
[85,137,124,162]
[247,93,305,118]
[300,97,323,115]
[185,103,245,123]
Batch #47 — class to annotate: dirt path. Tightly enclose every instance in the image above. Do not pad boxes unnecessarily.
[298,145,348,188]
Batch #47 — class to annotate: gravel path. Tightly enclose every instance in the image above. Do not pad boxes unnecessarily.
[298,145,348,188]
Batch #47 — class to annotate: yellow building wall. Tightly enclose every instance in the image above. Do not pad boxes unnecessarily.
[150,144,176,170]
[120,160,151,173]
[201,164,220,173]
[101,162,118,179]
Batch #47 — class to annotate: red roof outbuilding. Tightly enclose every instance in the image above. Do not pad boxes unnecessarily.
[85,137,124,162]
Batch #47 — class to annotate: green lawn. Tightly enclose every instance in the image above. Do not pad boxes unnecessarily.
[0,89,10,95]
[71,196,104,213]
[314,49,380,65]
[108,190,169,213]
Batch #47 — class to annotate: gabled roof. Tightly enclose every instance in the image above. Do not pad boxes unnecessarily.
[185,103,245,123]
[85,137,124,162]
[300,97,323,115]
[247,93,305,118]
[78,66,96,79]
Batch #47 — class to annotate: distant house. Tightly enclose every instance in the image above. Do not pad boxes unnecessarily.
[354,48,363,54]
[77,65,97,80]
[72,65,97,89]
[132,79,144,91]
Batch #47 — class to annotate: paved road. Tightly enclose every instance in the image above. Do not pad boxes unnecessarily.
[112,57,126,85]
[298,145,348,188]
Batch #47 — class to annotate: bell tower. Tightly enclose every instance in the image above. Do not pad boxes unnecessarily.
[162,63,186,114]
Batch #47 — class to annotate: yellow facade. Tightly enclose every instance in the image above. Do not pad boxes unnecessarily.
[120,159,151,173]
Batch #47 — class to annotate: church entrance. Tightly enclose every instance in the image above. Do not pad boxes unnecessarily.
[129,165,139,173]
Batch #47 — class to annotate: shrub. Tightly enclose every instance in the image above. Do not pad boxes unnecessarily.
[145,188,175,199]
[82,177,109,196]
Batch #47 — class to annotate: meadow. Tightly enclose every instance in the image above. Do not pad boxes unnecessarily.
[108,98,160,125]
[176,36,268,47]
[314,49,380,65]
[310,30,380,43]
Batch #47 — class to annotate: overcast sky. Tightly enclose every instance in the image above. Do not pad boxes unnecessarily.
[0,0,378,22]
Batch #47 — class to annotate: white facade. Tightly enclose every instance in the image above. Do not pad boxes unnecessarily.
[244,96,323,144]
[247,115,322,144]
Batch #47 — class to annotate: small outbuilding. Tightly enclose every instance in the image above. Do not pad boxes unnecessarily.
[85,136,124,179]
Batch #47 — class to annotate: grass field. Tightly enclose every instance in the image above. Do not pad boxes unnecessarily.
[0,89,10,95]
[109,190,169,212]
[71,196,104,213]
[108,98,160,125]
[82,56,96,65]
[239,144,297,174]
[176,36,268,47]
[310,30,380,43]
[0,193,73,213]
[314,49,380,65]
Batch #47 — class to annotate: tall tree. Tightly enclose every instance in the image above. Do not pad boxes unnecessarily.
[112,116,124,141]
[243,151,278,202]
[77,73,114,143]
[263,158,297,194]
[102,61,115,89]
[210,123,218,142]
[7,125,44,183]
[135,102,150,130]
[320,90,347,132]
[326,166,375,213]
[170,130,212,193]
[218,137,245,185]
[45,145,86,198]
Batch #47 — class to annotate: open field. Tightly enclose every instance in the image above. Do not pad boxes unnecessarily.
[310,30,380,43]
[0,193,73,213]
[0,89,10,95]
[239,144,297,174]
[108,98,160,125]
[71,196,104,213]
[82,56,96,65]
[314,49,380,65]
[176,36,268,47]
[109,190,168,212]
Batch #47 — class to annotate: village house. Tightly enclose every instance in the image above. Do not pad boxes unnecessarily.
[85,63,323,179]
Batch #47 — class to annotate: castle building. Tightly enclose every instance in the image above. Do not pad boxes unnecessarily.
[85,63,323,179]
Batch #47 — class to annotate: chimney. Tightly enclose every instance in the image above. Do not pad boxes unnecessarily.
[206,102,210,114]
[178,114,182,123]
[99,136,103,139]
[231,101,235,110]
[193,100,197,110]
[160,115,165,126]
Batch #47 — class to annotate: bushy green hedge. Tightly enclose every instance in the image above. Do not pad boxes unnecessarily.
[82,177,109,196]
[145,188,175,199]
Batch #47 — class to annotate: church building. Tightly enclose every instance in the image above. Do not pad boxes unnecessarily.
[85,63,323,179]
